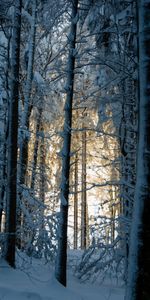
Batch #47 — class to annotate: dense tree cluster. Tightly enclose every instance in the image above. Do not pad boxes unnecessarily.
[0,0,150,298]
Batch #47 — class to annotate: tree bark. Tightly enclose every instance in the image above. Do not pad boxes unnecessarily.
[0,34,11,231]
[30,108,42,191]
[74,153,78,249]
[5,0,22,267]
[19,0,36,188]
[55,0,78,287]
[81,119,87,250]
[0,99,8,232]
[17,0,37,248]
[125,1,150,299]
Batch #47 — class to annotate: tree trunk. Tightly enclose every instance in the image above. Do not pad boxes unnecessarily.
[81,120,87,250]
[74,153,78,249]
[30,108,42,191]
[55,0,78,287]
[19,0,36,187]
[38,124,46,255]
[17,0,37,248]
[5,0,22,267]
[125,1,150,299]
[0,98,8,232]
[39,124,46,204]
[0,34,11,231]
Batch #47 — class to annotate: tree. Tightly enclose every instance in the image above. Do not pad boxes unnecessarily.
[125,1,150,299]
[55,0,79,287]
[0,0,12,234]
[73,152,78,249]
[81,110,87,250]
[17,0,37,248]
[5,0,22,267]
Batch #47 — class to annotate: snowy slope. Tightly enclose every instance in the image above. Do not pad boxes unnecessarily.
[68,272,124,300]
[0,256,124,300]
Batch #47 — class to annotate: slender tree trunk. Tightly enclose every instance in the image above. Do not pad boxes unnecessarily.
[81,123,87,250]
[74,153,78,249]
[125,1,150,298]
[110,185,116,244]
[55,0,78,287]
[0,35,11,231]
[24,109,42,255]
[19,0,36,187]
[5,0,22,267]
[18,0,37,248]
[30,108,42,191]
[39,124,46,204]
[0,99,8,231]
[37,124,46,255]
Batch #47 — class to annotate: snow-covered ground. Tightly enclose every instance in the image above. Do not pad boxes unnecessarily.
[0,254,124,300]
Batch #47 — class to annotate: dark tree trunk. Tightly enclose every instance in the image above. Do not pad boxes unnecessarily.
[17,0,36,248]
[74,153,78,249]
[81,123,87,250]
[0,34,11,232]
[19,0,36,188]
[5,0,22,267]
[55,0,78,287]
[39,124,46,204]
[0,99,8,232]
[30,108,42,191]
[125,1,150,299]
[38,124,46,255]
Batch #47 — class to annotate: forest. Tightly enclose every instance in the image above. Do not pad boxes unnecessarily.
[0,0,150,299]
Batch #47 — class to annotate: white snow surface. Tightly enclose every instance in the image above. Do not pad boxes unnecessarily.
[0,254,124,300]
